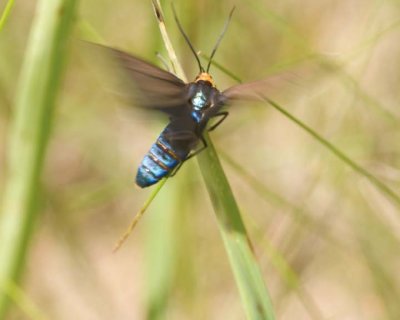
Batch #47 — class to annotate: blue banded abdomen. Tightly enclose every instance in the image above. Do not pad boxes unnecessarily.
[135,135,188,188]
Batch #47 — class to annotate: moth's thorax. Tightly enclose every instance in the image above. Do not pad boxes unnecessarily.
[192,90,208,111]
[190,80,213,123]
[191,89,207,123]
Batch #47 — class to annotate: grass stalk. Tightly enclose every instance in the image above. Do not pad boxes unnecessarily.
[112,0,188,250]
[113,179,167,251]
[0,0,77,317]
[144,176,186,320]
[264,97,400,210]
[2,282,48,320]
[138,2,191,319]
[0,0,15,32]
[246,0,399,122]
[197,134,275,319]
[151,0,186,81]
[207,56,400,212]
[152,2,275,318]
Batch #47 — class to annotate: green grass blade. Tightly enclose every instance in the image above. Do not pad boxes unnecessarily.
[208,56,400,212]
[198,134,275,319]
[258,237,324,320]
[144,176,187,320]
[139,3,190,319]
[0,0,15,32]
[0,0,77,317]
[264,97,400,210]
[113,178,167,251]
[246,0,399,122]
[152,2,275,318]
[2,281,49,320]
[357,211,400,319]
[76,15,172,251]
[111,0,190,251]
[220,151,343,250]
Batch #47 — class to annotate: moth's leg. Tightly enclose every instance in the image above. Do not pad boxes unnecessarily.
[168,135,208,177]
[163,130,198,177]
[163,130,205,160]
[208,112,229,132]
[168,161,183,177]
[184,135,208,161]
[181,112,229,164]
[164,132,208,178]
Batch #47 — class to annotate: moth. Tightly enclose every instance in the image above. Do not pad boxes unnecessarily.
[98,6,300,188]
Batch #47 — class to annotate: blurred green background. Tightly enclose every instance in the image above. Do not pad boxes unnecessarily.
[1,0,400,319]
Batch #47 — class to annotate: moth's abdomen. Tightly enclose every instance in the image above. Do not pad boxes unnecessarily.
[136,136,184,188]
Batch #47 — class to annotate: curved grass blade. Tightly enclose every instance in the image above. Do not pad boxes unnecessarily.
[198,134,275,320]
[113,178,167,252]
[220,151,345,250]
[263,97,400,210]
[2,281,49,320]
[144,172,191,320]
[0,0,15,32]
[142,3,194,319]
[257,236,324,320]
[153,2,275,319]
[0,0,77,316]
[77,15,177,254]
[244,0,399,122]
[111,0,184,252]
[76,16,173,251]
[208,57,400,212]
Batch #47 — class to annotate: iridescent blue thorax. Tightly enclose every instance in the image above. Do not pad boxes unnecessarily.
[191,90,208,123]
[192,90,208,110]
[189,75,218,124]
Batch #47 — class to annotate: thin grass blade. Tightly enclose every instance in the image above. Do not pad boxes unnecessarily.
[2,281,49,320]
[263,97,400,211]
[198,134,275,320]
[153,2,275,319]
[0,0,15,32]
[0,0,77,316]
[208,56,400,213]
[113,178,167,252]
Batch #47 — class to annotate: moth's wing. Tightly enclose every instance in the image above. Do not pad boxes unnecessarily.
[163,115,198,142]
[105,45,191,117]
[222,72,302,102]
[161,115,199,156]
[221,61,323,103]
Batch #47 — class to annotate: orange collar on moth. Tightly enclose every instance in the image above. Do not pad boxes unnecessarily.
[194,72,216,87]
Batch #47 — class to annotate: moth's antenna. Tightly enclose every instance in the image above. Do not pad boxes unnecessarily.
[172,4,204,73]
[206,7,235,73]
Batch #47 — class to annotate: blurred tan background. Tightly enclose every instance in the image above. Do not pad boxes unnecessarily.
[1,0,400,319]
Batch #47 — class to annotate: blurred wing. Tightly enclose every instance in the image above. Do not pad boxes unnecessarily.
[222,72,302,102]
[222,61,322,103]
[162,115,199,155]
[106,46,190,117]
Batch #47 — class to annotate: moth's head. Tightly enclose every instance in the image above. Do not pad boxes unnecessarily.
[195,72,216,87]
